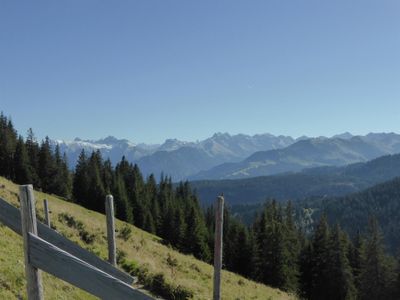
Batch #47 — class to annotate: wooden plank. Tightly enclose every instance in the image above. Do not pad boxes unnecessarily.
[0,196,134,284]
[20,185,44,300]
[106,195,117,266]
[28,233,154,300]
[213,195,224,300]
[43,199,50,227]
[0,196,21,234]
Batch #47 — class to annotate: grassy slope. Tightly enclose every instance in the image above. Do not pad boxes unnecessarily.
[0,177,295,300]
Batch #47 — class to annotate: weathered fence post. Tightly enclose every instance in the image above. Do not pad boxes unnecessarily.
[43,199,50,227]
[19,185,44,300]
[213,195,224,300]
[106,195,116,266]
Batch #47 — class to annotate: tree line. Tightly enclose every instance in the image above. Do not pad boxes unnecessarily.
[1,112,400,299]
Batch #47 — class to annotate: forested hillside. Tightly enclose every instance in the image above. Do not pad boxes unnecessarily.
[300,176,400,254]
[192,153,400,205]
[2,112,400,299]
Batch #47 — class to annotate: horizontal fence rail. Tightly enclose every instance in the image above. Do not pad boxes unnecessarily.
[0,197,133,284]
[28,233,152,300]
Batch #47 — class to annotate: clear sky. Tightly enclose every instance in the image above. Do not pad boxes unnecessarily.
[1,1,399,144]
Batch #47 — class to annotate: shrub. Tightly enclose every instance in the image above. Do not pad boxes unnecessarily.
[58,213,95,244]
[120,258,193,300]
[118,225,132,241]
[116,249,127,265]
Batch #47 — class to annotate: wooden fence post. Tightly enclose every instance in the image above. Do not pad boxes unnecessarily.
[19,185,44,300]
[43,199,50,227]
[106,195,116,266]
[213,195,224,300]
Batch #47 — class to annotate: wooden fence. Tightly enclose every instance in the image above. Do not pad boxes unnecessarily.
[0,184,153,300]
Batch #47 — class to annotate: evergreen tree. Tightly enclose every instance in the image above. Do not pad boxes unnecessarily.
[326,224,356,300]
[0,114,17,179]
[112,174,133,223]
[130,164,146,229]
[85,151,106,211]
[171,206,186,250]
[310,214,331,300]
[299,240,313,299]
[359,217,397,300]
[13,136,32,184]
[38,136,57,192]
[283,201,300,292]
[233,225,254,277]
[51,145,72,198]
[253,201,300,292]
[73,149,89,204]
[25,128,41,187]
[349,230,366,294]
[101,158,113,194]
[184,205,211,261]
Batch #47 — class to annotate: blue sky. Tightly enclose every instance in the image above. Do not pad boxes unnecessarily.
[1,1,399,144]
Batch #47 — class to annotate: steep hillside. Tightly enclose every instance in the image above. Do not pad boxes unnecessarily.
[192,153,400,205]
[0,177,294,300]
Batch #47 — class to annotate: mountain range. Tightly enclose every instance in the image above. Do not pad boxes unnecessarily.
[54,133,295,179]
[54,132,400,181]
[191,133,400,180]
[191,153,400,205]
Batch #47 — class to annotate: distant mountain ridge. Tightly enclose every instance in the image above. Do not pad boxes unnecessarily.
[54,132,400,181]
[191,133,400,180]
[54,132,295,179]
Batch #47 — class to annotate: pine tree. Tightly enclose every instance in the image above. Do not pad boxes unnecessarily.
[85,151,106,211]
[130,164,145,229]
[310,214,331,300]
[184,205,211,262]
[172,206,186,250]
[0,114,17,179]
[101,158,113,194]
[73,149,89,204]
[252,201,300,292]
[359,217,397,300]
[38,136,57,192]
[326,224,356,300]
[299,240,313,299]
[51,145,72,198]
[349,230,366,294]
[25,128,41,187]
[283,201,300,292]
[112,174,133,223]
[233,225,254,277]
[13,136,32,184]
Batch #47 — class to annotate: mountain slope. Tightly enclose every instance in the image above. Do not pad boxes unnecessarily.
[191,153,400,205]
[0,177,294,300]
[192,135,400,180]
[136,147,220,180]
